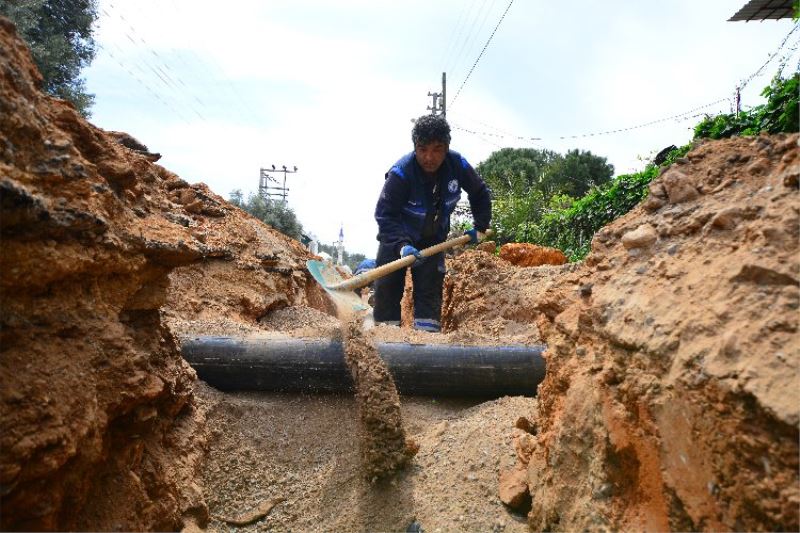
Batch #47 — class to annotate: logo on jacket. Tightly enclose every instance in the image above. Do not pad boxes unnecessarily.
[448,179,459,193]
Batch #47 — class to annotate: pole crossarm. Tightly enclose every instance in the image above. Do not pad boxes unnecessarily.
[259,165,298,202]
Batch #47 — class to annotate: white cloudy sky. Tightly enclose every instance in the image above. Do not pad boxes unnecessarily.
[83,1,799,256]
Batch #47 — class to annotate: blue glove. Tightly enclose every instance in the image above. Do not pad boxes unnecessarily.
[464,228,479,244]
[400,244,425,267]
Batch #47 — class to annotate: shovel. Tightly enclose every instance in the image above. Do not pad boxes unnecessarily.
[307,231,491,315]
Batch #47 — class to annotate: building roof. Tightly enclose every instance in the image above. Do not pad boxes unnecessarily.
[729,0,795,21]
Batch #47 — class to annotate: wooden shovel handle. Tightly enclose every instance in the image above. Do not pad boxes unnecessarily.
[329,230,492,292]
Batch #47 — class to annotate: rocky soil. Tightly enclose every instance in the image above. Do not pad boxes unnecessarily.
[444,133,800,531]
[2,13,798,533]
[0,18,321,531]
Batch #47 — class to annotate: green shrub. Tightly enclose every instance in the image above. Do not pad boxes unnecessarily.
[533,145,690,261]
[229,189,304,241]
[523,73,797,262]
[694,73,799,140]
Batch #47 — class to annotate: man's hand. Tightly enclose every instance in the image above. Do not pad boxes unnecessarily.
[464,228,486,244]
[400,244,425,267]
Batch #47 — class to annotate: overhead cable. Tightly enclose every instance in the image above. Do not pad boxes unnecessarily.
[454,0,504,83]
[450,0,515,110]
[447,0,493,80]
[451,97,729,143]
[162,0,264,129]
[439,0,478,74]
[100,5,209,122]
[97,43,192,125]
[739,22,799,90]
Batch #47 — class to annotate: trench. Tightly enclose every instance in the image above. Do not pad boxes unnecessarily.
[186,330,545,532]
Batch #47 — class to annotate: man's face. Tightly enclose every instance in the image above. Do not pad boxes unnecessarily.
[415,141,448,175]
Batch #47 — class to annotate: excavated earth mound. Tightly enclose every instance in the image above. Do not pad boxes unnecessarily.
[498,242,567,267]
[0,19,326,530]
[443,133,799,531]
[3,12,798,532]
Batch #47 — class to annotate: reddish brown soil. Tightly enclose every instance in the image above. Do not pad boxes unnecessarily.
[443,134,800,531]
[2,13,798,533]
[1,18,203,530]
[0,18,321,531]
[342,315,418,479]
[498,242,567,267]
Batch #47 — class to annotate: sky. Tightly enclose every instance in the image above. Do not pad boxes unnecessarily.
[83,1,799,256]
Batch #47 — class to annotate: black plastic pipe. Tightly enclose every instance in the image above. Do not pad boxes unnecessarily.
[182,336,546,397]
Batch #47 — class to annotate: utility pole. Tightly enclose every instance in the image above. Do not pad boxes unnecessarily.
[441,72,446,118]
[259,164,298,203]
[427,90,441,115]
[427,72,447,117]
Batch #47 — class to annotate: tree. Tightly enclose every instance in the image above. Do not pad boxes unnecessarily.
[542,149,614,198]
[1,0,98,116]
[474,147,615,244]
[476,147,560,197]
[229,190,304,241]
[475,148,556,243]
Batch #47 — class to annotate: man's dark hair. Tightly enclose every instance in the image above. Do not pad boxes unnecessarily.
[412,115,451,146]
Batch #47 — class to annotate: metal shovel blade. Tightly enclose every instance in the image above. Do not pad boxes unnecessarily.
[306,259,370,314]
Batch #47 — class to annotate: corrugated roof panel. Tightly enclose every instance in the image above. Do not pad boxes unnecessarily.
[729,0,794,21]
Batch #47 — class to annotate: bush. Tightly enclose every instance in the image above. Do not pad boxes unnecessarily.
[694,74,799,139]
[523,73,797,262]
[535,146,689,261]
[229,189,304,241]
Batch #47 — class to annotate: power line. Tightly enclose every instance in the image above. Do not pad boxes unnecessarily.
[100,5,210,122]
[453,26,800,144]
[452,97,730,143]
[163,0,264,130]
[447,0,492,80]
[452,20,798,143]
[453,0,503,84]
[103,2,264,130]
[739,22,799,90]
[97,43,193,125]
[442,0,483,76]
[450,0,515,110]
[439,0,474,74]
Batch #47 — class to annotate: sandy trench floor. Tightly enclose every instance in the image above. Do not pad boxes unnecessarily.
[198,381,537,533]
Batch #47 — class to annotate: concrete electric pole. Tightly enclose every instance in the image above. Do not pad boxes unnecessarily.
[259,165,298,203]
[427,72,447,117]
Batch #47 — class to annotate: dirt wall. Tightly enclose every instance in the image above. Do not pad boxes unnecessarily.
[0,18,327,530]
[443,133,799,531]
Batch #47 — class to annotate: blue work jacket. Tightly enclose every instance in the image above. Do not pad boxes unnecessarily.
[375,150,491,252]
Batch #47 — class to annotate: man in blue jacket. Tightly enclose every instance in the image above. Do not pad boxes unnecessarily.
[373,114,491,332]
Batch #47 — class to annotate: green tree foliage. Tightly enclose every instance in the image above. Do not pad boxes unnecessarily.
[475,148,553,243]
[537,146,689,261]
[693,73,799,139]
[475,147,613,243]
[1,0,98,116]
[489,189,546,243]
[477,147,559,196]
[544,149,614,198]
[492,73,797,263]
[229,189,304,242]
